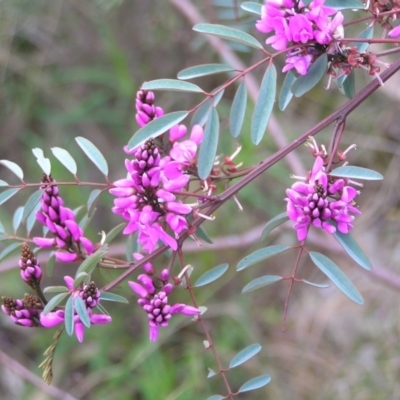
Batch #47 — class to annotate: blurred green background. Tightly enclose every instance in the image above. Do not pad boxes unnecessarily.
[1,1,400,399]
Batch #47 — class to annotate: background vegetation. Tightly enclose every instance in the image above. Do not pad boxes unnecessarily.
[1,1,400,399]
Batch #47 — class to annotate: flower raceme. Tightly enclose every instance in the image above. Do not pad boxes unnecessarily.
[33,174,95,262]
[40,276,111,343]
[285,156,361,241]
[256,0,344,75]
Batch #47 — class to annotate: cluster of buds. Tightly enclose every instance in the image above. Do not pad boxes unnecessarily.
[135,90,164,128]
[33,174,95,262]
[128,256,200,342]
[285,139,362,241]
[40,276,111,343]
[110,90,205,253]
[371,1,400,37]
[19,243,42,286]
[2,294,43,327]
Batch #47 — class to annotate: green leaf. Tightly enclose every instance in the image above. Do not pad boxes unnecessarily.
[329,166,383,180]
[74,272,89,288]
[194,263,229,287]
[238,374,271,393]
[339,71,355,99]
[51,147,78,175]
[229,344,262,368]
[127,111,189,151]
[0,188,20,206]
[125,233,138,262]
[237,245,290,271]
[64,296,75,336]
[195,225,213,244]
[142,79,203,93]
[193,23,263,50]
[325,0,364,10]
[22,190,43,223]
[13,207,24,232]
[75,296,91,328]
[241,2,262,15]
[32,148,51,175]
[100,292,129,303]
[301,279,330,288]
[333,231,372,270]
[309,252,364,304]
[292,54,327,97]
[230,81,247,138]
[75,245,108,276]
[79,210,96,232]
[177,64,234,80]
[251,64,277,145]
[0,180,8,186]
[43,286,69,294]
[105,223,126,244]
[75,137,109,176]
[0,222,5,232]
[279,70,296,111]
[354,26,374,53]
[0,242,21,262]
[207,368,217,378]
[26,200,41,234]
[87,189,102,218]
[46,252,55,278]
[198,108,219,180]
[261,212,289,241]
[242,275,283,293]
[95,302,110,316]
[42,292,70,315]
[0,160,24,180]
[207,396,224,400]
[190,90,224,128]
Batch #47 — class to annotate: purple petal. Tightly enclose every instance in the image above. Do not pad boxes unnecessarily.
[128,281,148,298]
[55,251,78,263]
[90,314,112,325]
[40,310,65,328]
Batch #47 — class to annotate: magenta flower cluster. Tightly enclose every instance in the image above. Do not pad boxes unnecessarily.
[256,0,344,75]
[2,294,42,327]
[33,174,95,262]
[286,156,361,241]
[40,276,111,343]
[110,90,204,253]
[19,243,42,285]
[128,261,200,342]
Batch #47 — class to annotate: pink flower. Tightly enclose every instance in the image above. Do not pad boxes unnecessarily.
[282,54,313,75]
[388,24,400,38]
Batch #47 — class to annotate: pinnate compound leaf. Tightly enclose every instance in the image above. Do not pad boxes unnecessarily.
[22,190,43,223]
[241,2,262,15]
[325,0,364,9]
[292,54,327,97]
[329,166,383,180]
[194,263,229,287]
[13,207,24,232]
[229,344,262,368]
[178,64,234,80]
[51,147,78,175]
[190,90,224,128]
[0,242,21,262]
[142,79,203,93]
[238,374,271,393]
[230,81,247,138]
[128,111,189,151]
[198,108,219,180]
[105,223,126,244]
[279,70,296,111]
[237,245,290,271]
[32,148,51,175]
[0,160,24,180]
[75,296,91,328]
[43,286,69,294]
[64,296,75,336]
[100,292,129,303]
[333,231,372,270]
[242,275,282,293]
[251,64,277,145]
[302,279,330,288]
[75,245,108,277]
[0,188,20,206]
[75,137,109,176]
[207,396,224,400]
[261,212,289,241]
[87,189,102,217]
[193,23,263,50]
[309,252,364,304]
[42,292,70,315]
[354,26,374,52]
